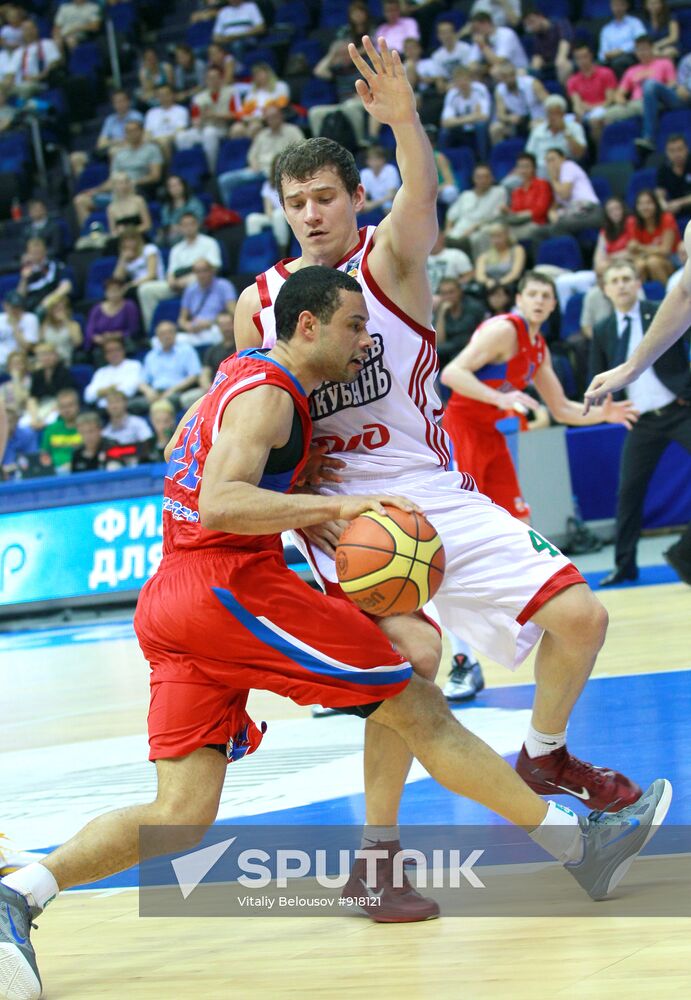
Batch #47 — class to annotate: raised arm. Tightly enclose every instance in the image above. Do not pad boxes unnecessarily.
[584,222,691,409]
[533,351,637,427]
[349,36,438,327]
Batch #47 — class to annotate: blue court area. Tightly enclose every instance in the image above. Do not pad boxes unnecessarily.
[3,615,689,892]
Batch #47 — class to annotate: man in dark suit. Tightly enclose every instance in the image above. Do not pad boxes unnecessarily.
[592,260,691,585]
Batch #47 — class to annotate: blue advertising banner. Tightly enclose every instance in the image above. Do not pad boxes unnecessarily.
[0,495,164,607]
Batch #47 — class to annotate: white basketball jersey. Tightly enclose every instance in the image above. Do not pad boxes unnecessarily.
[253,227,451,480]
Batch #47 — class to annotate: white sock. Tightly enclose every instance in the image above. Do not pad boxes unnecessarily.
[524,725,567,759]
[361,825,400,848]
[448,633,476,663]
[529,801,583,863]
[2,863,59,911]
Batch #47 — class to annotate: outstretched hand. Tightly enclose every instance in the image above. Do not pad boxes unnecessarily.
[599,392,639,430]
[583,365,635,414]
[348,35,417,126]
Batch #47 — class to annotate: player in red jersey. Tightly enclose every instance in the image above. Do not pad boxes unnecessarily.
[1,266,672,998]
[441,271,638,522]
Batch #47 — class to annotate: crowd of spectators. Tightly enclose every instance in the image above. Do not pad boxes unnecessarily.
[1,0,690,481]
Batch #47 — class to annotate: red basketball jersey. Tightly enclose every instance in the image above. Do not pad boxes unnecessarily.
[446,312,546,428]
[163,350,312,555]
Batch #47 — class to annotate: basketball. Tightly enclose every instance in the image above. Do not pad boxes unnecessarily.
[335,507,446,616]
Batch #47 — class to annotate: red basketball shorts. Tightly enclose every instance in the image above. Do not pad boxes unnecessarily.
[134,548,412,762]
[443,413,531,521]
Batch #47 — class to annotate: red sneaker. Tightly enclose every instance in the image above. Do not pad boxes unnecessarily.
[341,840,440,923]
[515,744,642,812]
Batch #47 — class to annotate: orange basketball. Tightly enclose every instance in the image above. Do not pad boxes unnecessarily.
[335,506,446,617]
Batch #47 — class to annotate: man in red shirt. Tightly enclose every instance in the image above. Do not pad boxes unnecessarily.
[503,151,552,241]
[566,42,617,142]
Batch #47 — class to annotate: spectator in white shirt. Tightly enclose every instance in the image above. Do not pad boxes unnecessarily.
[52,0,101,52]
[525,94,587,175]
[469,0,521,29]
[444,163,507,257]
[175,66,241,172]
[102,389,153,446]
[137,321,202,410]
[467,11,528,79]
[138,213,222,331]
[440,66,491,160]
[360,145,401,215]
[545,147,602,233]
[426,229,474,300]
[0,292,39,370]
[490,58,548,143]
[430,18,473,80]
[10,19,61,96]
[83,336,145,407]
[212,0,265,55]
[144,83,190,158]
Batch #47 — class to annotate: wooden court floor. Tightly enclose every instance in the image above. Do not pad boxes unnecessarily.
[3,583,691,999]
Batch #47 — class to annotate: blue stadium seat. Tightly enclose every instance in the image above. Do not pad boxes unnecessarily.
[536,235,583,271]
[357,208,386,228]
[216,138,252,175]
[0,273,19,300]
[274,1,311,31]
[289,38,325,67]
[627,168,658,207]
[535,0,572,16]
[68,41,103,78]
[643,281,665,302]
[439,144,475,189]
[226,178,265,217]
[489,138,525,181]
[186,20,214,50]
[561,293,584,336]
[85,256,118,301]
[170,146,208,190]
[75,162,109,194]
[108,2,136,35]
[299,77,337,108]
[150,297,182,337]
[69,363,94,398]
[238,231,280,274]
[582,0,610,16]
[243,47,278,71]
[656,108,690,152]
[599,117,642,164]
[591,174,612,203]
[320,0,350,28]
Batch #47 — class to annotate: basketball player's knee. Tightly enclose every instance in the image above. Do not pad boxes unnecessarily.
[409,629,442,681]
[395,674,451,739]
[554,588,609,651]
[153,786,220,829]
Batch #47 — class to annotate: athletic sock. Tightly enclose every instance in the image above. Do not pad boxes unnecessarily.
[3,863,59,911]
[529,801,583,864]
[448,634,476,664]
[361,825,400,849]
[524,725,567,759]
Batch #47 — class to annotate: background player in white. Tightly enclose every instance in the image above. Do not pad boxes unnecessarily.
[585,221,691,403]
[235,36,646,921]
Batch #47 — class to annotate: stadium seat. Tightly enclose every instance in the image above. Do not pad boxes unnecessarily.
[238,231,280,274]
[489,138,525,181]
[186,20,214,50]
[536,235,583,271]
[320,0,350,28]
[561,293,584,337]
[591,174,612,203]
[84,256,118,301]
[656,108,690,152]
[216,138,252,175]
[69,363,95,398]
[226,178,265,217]
[590,161,633,200]
[108,2,136,35]
[243,47,278,71]
[599,117,642,164]
[150,297,182,337]
[439,144,475,189]
[75,162,110,194]
[357,208,386,228]
[627,168,658,207]
[289,37,325,67]
[274,1,311,31]
[643,281,665,302]
[170,146,208,190]
[582,0,610,17]
[68,42,103,78]
[0,272,19,299]
[298,77,338,109]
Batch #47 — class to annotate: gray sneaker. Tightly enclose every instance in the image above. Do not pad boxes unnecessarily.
[0,882,42,1000]
[566,778,672,901]
[443,655,485,702]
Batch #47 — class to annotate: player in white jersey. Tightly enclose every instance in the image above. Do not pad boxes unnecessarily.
[234,36,643,920]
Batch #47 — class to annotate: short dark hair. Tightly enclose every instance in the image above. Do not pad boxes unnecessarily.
[518,270,556,296]
[516,151,537,168]
[275,138,361,204]
[274,266,362,343]
[546,146,566,158]
[666,133,688,146]
[573,42,594,54]
[635,33,653,44]
[470,11,493,22]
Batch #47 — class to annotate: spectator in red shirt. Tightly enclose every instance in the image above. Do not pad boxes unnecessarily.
[603,34,676,126]
[502,152,552,241]
[566,43,617,142]
[624,188,681,283]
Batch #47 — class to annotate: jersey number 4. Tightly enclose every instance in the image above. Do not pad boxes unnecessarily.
[528,529,559,558]
[166,412,203,491]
